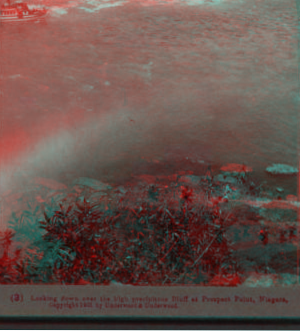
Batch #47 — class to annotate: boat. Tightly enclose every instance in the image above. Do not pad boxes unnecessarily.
[0,0,48,23]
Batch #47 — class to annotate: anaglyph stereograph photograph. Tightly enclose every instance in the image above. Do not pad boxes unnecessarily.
[0,0,298,288]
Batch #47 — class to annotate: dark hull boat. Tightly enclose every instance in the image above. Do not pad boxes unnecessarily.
[0,0,47,23]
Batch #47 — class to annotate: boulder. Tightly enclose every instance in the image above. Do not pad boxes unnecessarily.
[266,164,298,175]
[243,273,276,287]
[72,177,112,191]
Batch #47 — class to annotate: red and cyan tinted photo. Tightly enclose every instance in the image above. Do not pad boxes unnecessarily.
[0,0,298,290]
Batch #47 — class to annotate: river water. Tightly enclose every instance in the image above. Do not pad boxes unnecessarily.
[0,0,298,195]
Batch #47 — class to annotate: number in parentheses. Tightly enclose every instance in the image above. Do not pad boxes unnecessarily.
[11,293,23,303]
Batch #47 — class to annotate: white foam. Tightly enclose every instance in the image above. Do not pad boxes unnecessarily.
[45,0,240,16]
[77,0,128,12]
[50,7,69,15]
